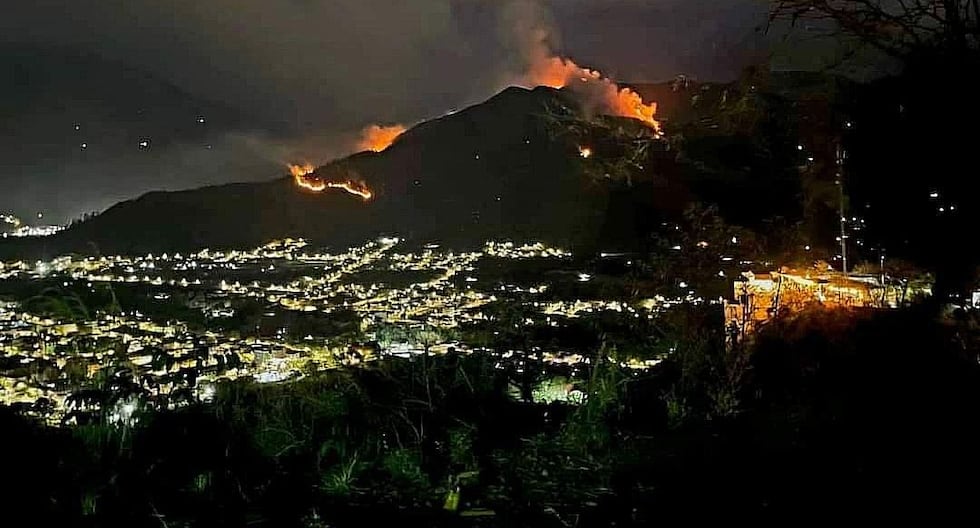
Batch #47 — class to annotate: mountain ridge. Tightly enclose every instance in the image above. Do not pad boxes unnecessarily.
[1,86,641,258]
[1,71,834,260]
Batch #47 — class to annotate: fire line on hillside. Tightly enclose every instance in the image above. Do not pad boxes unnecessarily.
[288,164,373,200]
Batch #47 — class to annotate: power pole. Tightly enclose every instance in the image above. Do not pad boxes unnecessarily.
[879,247,887,306]
[836,143,848,275]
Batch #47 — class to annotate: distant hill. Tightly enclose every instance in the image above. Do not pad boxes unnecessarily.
[0,45,286,223]
[1,71,846,260]
[1,87,665,258]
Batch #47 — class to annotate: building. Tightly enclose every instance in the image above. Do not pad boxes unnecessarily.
[724,270,926,347]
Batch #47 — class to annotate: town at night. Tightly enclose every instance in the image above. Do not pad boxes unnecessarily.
[1,1,979,525]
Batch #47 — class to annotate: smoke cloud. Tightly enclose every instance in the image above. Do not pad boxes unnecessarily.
[0,0,766,220]
[356,125,409,153]
[498,1,660,129]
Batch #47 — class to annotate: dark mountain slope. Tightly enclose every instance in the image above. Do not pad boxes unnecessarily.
[2,71,840,260]
[0,45,283,222]
[2,87,641,258]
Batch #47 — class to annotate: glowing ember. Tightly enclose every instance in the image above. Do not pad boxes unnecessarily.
[357,124,407,152]
[578,146,592,159]
[287,163,373,200]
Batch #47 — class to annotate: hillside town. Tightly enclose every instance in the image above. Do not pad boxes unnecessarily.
[1,237,689,423]
[1,232,936,425]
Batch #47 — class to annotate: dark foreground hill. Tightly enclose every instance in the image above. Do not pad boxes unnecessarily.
[1,86,669,259]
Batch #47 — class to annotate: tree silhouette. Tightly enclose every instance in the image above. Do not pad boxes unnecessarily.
[24,287,90,321]
[772,0,980,296]
[411,325,442,409]
[770,0,980,60]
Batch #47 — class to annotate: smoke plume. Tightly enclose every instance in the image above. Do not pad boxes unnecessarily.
[356,125,408,153]
[503,1,660,130]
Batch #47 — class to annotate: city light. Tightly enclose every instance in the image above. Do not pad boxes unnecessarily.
[0,236,645,422]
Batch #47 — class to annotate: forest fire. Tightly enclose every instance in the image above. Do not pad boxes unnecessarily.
[578,146,592,158]
[287,163,373,200]
[326,180,373,200]
[521,36,660,131]
[288,163,316,179]
[603,86,658,128]
[357,124,407,152]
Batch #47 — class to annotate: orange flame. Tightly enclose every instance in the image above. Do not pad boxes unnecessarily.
[527,56,588,89]
[326,180,373,200]
[578,146,592,159]
[357,124,407,152]
[288,163,316,179]
[606,86,658,126]
[524,53,660,132]
[287,163,372,200]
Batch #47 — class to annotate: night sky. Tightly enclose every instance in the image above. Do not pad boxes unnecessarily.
[1,0,772,223]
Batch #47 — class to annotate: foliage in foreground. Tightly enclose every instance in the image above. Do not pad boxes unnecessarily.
[2,304,980,525]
